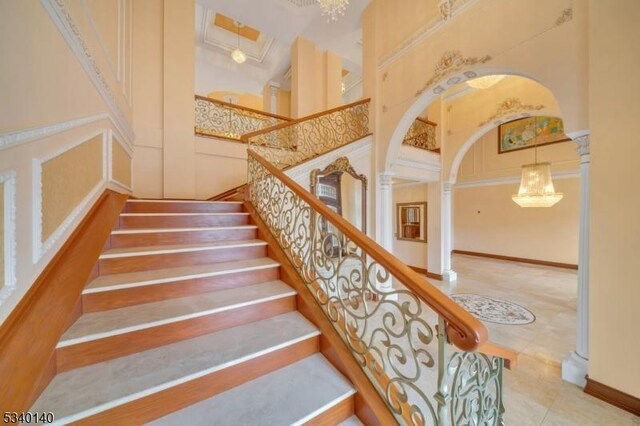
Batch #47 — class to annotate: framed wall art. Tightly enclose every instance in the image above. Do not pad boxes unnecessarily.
[498,116,570,154]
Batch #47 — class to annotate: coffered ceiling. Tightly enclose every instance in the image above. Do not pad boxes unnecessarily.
[195,0,372,96]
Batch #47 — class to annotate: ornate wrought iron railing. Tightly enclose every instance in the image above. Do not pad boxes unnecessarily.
[403,117,438,151]
[242,99,371,169]
[194,95,291,141]
[247,150,512,425]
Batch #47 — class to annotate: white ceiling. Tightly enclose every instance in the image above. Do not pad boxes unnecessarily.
[195,0,371,96]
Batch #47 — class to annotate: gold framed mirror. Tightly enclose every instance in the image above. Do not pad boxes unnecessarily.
[396,202,427,242]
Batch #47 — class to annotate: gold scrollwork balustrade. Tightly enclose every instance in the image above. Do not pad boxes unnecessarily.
[194,95,291,141]
[247,150,511,425]
[242,99,371,169]
[403,117,438,151]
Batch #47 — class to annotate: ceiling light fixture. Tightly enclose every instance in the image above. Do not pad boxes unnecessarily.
[466,75,505,89]
[231,22,246,64]
[318,0,349,22]
[512,117,564,207]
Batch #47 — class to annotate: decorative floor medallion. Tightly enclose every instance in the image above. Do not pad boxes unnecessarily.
[450,294,536,325]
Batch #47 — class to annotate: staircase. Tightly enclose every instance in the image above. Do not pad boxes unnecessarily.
[31,199,363,425]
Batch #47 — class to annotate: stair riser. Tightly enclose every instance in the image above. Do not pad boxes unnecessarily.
[56,296,296,372]
[82,267,280,312]
[306,396,355,425]
[118,215,250,229]
[124,202,244,214]
[109,228,258,248]
[70,337,319,426]
[99,245,267,274]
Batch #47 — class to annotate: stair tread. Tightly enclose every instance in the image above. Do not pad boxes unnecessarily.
[85,258,280,293]
[111,225,257,234]
[149,354,355,426]
[340,415,364,426]
[33,312,318,423]
[100,240,267,258]
[61,280,295,346]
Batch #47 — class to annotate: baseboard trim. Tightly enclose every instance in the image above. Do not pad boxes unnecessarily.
[0,189,128,410]
[584,376,640,416]
[451,250,578,270]
[408,266,444,280]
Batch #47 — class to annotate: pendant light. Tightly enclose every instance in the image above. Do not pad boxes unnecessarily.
[318,0,350,22]
[512,117,564,207]
[231,23,246,64]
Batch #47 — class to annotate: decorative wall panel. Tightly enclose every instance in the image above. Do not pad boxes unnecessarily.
[111,138,131,188]
[41,135,104,242]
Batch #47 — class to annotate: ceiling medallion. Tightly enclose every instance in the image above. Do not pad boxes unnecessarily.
[318,0,350,22]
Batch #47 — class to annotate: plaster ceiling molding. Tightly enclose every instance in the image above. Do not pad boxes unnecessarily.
[478,98,544,127]
[377,0,479,69]
[415,50,492,97]
[202,9,275,64]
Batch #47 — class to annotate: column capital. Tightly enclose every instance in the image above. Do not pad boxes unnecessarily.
[443,181,454,192]
[568,130,590,156]
[379,172,395,188]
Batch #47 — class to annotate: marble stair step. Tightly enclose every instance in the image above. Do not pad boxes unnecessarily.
[124,199,244,214]
[98,240,268,274]
[32,312,319,424]
[57,280,296,371]
[149,354,356,426]
[83,257,281,312]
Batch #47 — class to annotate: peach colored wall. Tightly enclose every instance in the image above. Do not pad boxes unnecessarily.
[457,127,579,182]
[112,139,132,188]
[363,0,588,174]
[209,91,263,111]
[0,183,4,288]
[41,136,103,240]
[291,37,342,117]
[0,0,132,325]
[162,0,196,199]
[131,0,164,199]
[453,126,580,264]
[392,183,429,269]
[454,179,579,265]
[588,0,640,398]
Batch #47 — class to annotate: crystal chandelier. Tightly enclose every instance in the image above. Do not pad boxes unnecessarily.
[318,0,349,22]
[512,118,563,207]
[231,23,246,64]
[466,75,505,89]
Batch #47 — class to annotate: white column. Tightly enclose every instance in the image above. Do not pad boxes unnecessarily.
[441,181,457,282]
[562,133,590,387]
[378,172,395,251]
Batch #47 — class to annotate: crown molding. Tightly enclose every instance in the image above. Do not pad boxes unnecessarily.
[40,0,135,145]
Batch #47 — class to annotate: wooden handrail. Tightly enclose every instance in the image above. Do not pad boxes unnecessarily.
[415,116,438,127]
[477,342,518,370]
[241,98,371,142]
[248,150,488,352]
[194,95,292,122]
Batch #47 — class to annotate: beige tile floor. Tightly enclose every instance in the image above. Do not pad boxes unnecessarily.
[427,254,639,425]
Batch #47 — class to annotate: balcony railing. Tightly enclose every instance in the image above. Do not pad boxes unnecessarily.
[403,117,438,151]
[194,95,291,141]
[242,99,370,169]
[247,149,513,425]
